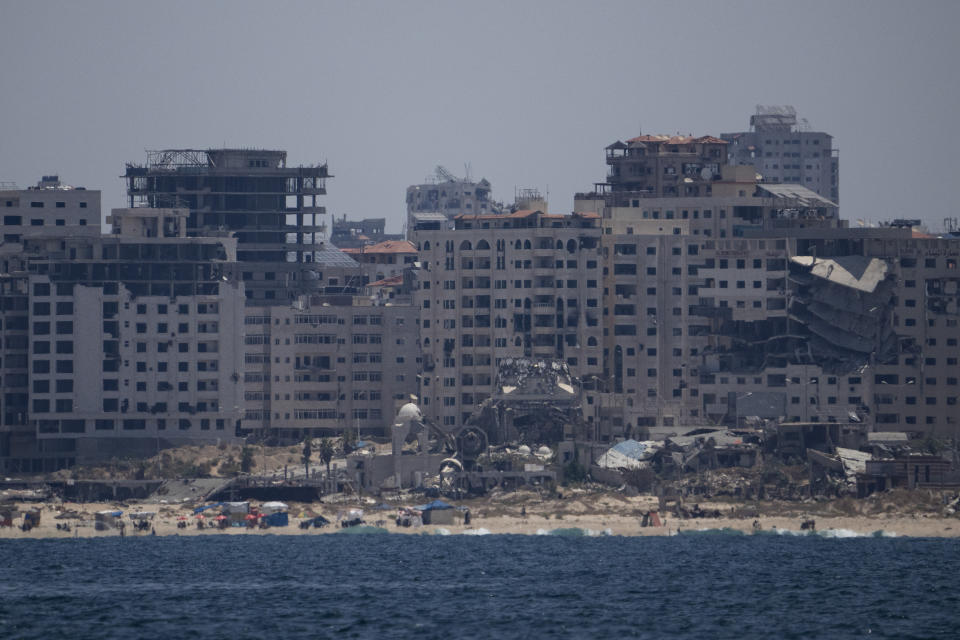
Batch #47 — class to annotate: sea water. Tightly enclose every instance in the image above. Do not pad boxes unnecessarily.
[1,532,958,639]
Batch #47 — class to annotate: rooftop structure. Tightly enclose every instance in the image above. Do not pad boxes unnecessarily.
[406,166,502,238]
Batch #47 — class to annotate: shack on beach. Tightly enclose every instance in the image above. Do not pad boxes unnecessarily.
[338,509,365,528]
[0,507,17,527]
[95,510,122,531]
[220,502,250,527]
[260,501,289,527]
[23,508,41,528]
[415,499,457,525]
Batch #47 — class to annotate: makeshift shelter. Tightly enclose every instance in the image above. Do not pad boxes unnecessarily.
[23,508,41,528]
[220,502,250,527]
[95,510,122,531]
[0,507,17,527]
[415,499,457,525]
[260,501,289,527]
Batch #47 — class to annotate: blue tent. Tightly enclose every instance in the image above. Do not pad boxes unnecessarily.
[263,512,289,527]
[415,499,454,511]
[193,502,224,515]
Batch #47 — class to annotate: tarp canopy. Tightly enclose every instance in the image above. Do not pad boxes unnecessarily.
[221,502,249,514]
[415,499,454,511]
[596,439,663,470]
[96,510,122,517]
[261,502,289,514]
[193,502,224,515]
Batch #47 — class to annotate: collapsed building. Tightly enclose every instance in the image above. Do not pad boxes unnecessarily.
[465,358,586,445]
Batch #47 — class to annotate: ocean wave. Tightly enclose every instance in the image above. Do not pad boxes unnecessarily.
[678,527,746,536]
[459,528,490,536]
[534,527,615,537]
[335,525,390,535]
[753,527,899,538]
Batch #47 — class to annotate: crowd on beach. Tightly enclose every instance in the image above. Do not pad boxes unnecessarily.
[2,492,959,539]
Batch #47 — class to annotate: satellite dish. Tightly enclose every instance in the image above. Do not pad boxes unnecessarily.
[700,167,712,181]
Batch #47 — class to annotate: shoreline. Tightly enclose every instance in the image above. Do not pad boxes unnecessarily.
[2,499,958,539]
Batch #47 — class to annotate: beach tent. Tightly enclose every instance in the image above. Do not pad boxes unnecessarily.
[220,502,250,527]
[261,501,289,527]
[415,500,457,525]
[0,507,16,527]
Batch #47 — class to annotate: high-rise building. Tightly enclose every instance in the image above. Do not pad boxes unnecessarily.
[580,129,957,440]
[124,149,330,305]
[410,209,604,431]
[721,105,839,204]
[0,204,245,472]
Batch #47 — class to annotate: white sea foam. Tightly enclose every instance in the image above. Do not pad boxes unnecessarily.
[434,528,451,536]
[460,527,490,536]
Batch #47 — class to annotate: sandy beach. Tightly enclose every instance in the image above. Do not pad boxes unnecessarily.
[3,493,958,539]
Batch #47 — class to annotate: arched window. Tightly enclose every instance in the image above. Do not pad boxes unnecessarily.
[556,240,564,250]
[523,239,531,250]
[514,239,522,250]
[459,240,472,251]
[566,239,576,253]
[423,240,431,250]
[587,336,598,346]
[476,239,490,250]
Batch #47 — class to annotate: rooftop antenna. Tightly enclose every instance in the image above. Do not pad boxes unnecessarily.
[464,162,473,182]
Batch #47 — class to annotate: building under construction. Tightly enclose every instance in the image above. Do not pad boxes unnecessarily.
[124,149,330,305]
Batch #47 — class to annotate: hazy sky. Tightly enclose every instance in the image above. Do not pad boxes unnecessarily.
[2,0,958,232]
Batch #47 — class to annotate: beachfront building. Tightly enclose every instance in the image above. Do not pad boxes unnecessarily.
[581,130,957,439]
[241,285,419,442]
[410,209,604,433]
[0,206,245,472]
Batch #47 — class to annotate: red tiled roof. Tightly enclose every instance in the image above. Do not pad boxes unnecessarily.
[454,209,544,221]
[368,275,403,287]
[341,240,416,255]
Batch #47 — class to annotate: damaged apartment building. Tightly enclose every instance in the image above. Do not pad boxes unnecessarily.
[0,188,245,472]
[124,149,418,445]
[575,132,959,440]
[410,209,604,438]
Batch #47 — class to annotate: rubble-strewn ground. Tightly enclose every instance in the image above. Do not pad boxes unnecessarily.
[3,445,958,538]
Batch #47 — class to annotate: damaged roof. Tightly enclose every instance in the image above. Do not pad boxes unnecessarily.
[867,432,909,445]
[596,439,663,470]
[790,255,889,293]
[756,184,838,208]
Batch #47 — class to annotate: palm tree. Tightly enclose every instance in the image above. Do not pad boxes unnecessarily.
[302,437,312,479]
[319,438,335,479]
